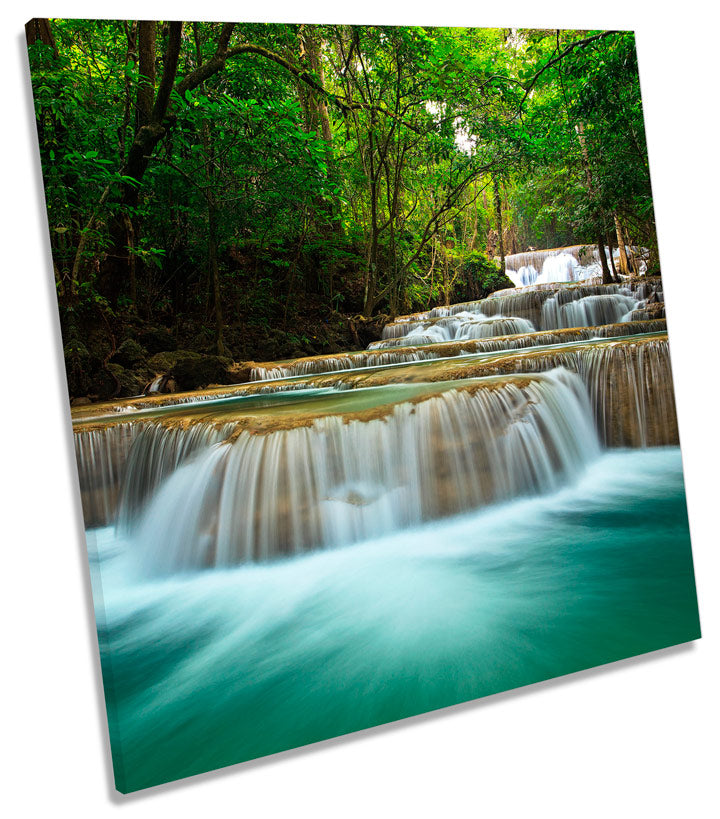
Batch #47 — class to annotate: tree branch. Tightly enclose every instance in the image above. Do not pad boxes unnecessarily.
[150,21,183,124]
[518,30,621,110]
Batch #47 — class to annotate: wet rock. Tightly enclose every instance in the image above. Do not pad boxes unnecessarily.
[630,302,665,321]
[173,354,233,391]
[146,350,235,391]
[106,363,145,398]
[144,374,178,395]
[226,363,254,384]
[147,350,185,374]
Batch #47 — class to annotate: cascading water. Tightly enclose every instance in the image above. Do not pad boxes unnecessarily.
[115,422,238,532]
[310,336,677,449]
[75,333,674,531]
[540,292,639,329]
[378,281,656,342]
[379,313,535,345]
[250,319,667,382]
[452,313,536,340]
[504,244,648,287]
[117,370,598,573]
[71,267,696,794]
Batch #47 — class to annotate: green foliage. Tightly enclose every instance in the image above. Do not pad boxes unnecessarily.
[461,252,513,297]
[28,20,658,356]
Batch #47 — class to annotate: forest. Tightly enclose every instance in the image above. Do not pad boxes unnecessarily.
[26,19,657,400]
[32,19,698,795]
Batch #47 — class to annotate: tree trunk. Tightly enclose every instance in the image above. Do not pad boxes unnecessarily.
[122,211,137,307]
[607,231,618,281]
[100,23,182,303]
[576,121,612,284]
[614,214,630,277]
[208,200,225,356]
[597,233,613,284]
[298,26,333,145]
[493,177,505,273]
[363,128,380,317]
[442,244,450,307]
[297,25,341,299]
[25,18,59,58]
[136,22,157,128]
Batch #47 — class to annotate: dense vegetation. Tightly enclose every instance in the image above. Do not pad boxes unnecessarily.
[26,19,658,399]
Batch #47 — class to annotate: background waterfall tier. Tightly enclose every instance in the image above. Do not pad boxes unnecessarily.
[503,243,649,287]
[249,319,666,380]
[376,278,662,343]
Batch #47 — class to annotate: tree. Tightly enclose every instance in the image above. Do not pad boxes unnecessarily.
[27,20,658,396]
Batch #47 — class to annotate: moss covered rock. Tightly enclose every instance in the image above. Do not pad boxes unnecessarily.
[172,353,233,390]
[147,350,193,374]
[106,363,145,398]
[113,338,148,369]
[146,350,234,391]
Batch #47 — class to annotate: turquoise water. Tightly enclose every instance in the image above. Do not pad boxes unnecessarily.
[89,447,699,793]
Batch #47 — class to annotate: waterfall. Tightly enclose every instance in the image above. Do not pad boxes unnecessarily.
[567,339,678,448]
[536,252,579,283]
[122,369,599,573]
[381,320,425,340]
[72,268,671,533]
[452,314,536,340]
[251,348,441,380]
[450,337,677,448]
[499,338,676,448]
[515,265,538,286]
[300,336,676,449]
[540,293,639,329]
[211,320,665,383]
[116,422,237,531]
[476,284,636,328]
[375,313,537,349]
[74,332,674,534]
[74,425,138,528]
[504,244,648,287]
[505,245,594,287]
[379,280,661,340]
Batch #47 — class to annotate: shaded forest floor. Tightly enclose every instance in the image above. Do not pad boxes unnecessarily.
[65,290,389,403]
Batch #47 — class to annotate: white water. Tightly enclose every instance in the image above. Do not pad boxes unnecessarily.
[89,445,698,792]
[540,293,638,329]
[119,370,598,573]
[70,261,689,793]
[377,313,535,347]
[506,248,594,287]
[505,245,648,288]
[249,319,666,380]
[373,279,658,349]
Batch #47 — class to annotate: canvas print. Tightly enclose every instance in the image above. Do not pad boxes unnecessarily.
[27,18,700,792]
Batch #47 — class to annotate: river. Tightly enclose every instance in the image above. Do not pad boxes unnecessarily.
[72,263,699,792]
